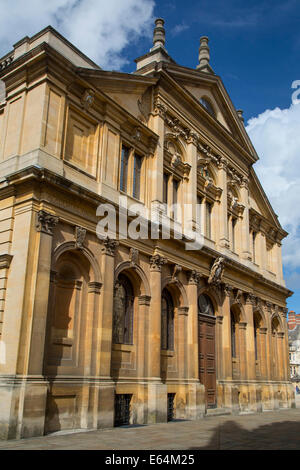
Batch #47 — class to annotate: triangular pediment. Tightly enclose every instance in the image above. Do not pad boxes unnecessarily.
[159,64,259,163]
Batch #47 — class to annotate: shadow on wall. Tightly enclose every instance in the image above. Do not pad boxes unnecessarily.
[189,419,300,450]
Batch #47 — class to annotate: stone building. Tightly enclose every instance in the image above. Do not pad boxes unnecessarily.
[0,19,294,440]
[288,313,300,392]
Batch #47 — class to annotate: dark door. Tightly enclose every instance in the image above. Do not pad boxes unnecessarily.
[198,314,217,408]
[114,394,132,427]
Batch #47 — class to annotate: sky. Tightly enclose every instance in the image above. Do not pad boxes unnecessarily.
[0,0,300,312]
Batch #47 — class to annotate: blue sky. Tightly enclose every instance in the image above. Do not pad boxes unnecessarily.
[122,0,300,121]
[0,0,299,312]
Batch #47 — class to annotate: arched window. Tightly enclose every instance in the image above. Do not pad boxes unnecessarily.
[254,314,261,361]
[231,311,237,358]
[200,97,216,117]
[161,288,174,350]
[198,294,214,316]
[113,274,134,344]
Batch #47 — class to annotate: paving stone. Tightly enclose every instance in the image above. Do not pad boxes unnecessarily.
[0,409,300,450]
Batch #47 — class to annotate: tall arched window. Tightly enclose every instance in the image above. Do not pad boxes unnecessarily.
[113,274,134,344]
[161,288,174,350]
[231,311,237,358]
[198,294,214,316]
[254,314,261,361]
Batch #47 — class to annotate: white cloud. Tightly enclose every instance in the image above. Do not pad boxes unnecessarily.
[171,23,189,36]
[246,101,300,270]
[0,0,155,69]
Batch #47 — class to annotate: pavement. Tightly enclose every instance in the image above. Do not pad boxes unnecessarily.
[1,405,300,450]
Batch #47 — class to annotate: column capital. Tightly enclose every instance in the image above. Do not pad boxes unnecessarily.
[186,130,199,146]
[150,254,167,272]
[101,237,119,257]
[188,270,203,285]
[244,292,256,306]
[36,210,59,235]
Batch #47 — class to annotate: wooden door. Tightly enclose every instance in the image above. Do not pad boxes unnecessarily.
[198,314,216,408]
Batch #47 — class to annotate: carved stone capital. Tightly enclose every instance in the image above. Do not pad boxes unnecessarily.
[188,270,202,285]
[186,130,199,146]
[102,237,119,257]
[239,322,247,331]
[244,293,256,306]
[36,210,59,235]
[150,254,167,272]
[75,226,86,249]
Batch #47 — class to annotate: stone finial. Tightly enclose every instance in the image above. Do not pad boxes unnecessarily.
[237,109,244,123]
[152,18,166,50]
[197,36,210,69]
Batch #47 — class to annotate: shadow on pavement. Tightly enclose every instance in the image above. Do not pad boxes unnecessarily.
[190,419,300,450]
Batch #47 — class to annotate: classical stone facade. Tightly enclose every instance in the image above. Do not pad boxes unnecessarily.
[0,21,294,439]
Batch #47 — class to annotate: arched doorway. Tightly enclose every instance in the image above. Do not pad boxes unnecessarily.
[198,294,216,408]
